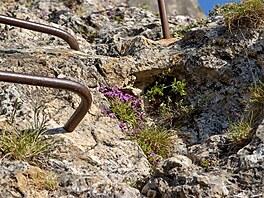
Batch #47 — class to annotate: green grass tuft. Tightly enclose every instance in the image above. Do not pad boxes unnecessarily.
[226,119,253,142]
[0,106,57,162]
[132,126,175,164]
[219,0,264,29]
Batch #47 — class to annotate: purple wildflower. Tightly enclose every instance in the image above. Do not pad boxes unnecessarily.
[132,98,141,106]
[133,129,140,134]
[82,35,88,39]
[39,11,47,19]
[122,93,133,101]
[104,91,114,97]
[167,153,172,157]
[118,122,128,132]
[101,109,108,114]
[150,152,155,157]
[109,113,116,118]
[106,11,114,16]
[99,84,107,92]
[139,124,145,129]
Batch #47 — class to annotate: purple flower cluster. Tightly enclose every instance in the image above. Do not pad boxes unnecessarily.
[99,85,145,132]
[100,85,141,106]
[118,122,128,132]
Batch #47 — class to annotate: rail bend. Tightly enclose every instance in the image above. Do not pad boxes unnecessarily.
[0,71,92,132]
[0,14,80,50]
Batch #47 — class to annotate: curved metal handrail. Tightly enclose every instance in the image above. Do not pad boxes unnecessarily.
[0,71,92,132]
[0,14,80,50]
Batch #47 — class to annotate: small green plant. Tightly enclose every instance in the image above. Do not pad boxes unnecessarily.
[132,126,175,164]
[200,159,211,168]
[199,158,221,168]
[0,106,56,162]
[226,119,253,142]
[218,0,264,29]
[174,23,200,37]
[24,1,33,7]
[171,78,187,96]
[225,81,264,145]
[110,97,141,129]
[146,77,186,100]
[146,81,165,100]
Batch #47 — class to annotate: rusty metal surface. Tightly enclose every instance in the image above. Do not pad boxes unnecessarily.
[157,0,170,39]
[0,14,80,50]
[0,71,92,132]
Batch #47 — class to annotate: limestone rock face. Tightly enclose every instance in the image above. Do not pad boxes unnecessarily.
[0,0,263,197]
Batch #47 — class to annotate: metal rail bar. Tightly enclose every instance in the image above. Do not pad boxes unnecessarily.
[157,0,170,39]
[0,71,92,132]
[0,14,80,50]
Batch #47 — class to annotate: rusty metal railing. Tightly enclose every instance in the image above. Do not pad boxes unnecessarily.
[157,0,170,39]
[0,71,92,132]
[0,15,92,132]
[0,14,80,50]
[0,3,169,131]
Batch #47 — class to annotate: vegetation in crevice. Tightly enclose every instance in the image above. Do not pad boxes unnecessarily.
[0,104,58,163]
[100,85,176,165]
[100,69,196,165]
[226,80,264,147]
[144,70,194,129]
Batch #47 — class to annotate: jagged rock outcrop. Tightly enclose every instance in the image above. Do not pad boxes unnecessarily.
[0,0,263,197]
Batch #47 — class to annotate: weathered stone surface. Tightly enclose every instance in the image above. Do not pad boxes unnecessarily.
[142,155,229,198]
[0,0,263,197]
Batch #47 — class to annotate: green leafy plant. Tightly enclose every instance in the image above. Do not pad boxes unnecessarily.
[200,159,211,168]
[174,23,200,37]
[24,1,33,7]
[146,81,165,100]
[144,73,192,129]
[171,78,187,96]
[199,158,221,168]
[146,77,186,100]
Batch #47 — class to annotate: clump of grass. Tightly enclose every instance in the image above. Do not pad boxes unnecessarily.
[226,119,253,142]
[249,81,264,121]
[0,106,56,162]
[219,0,264,29]
[132,126,175,164]
[226,80,264,145]
[31,169,58,191]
